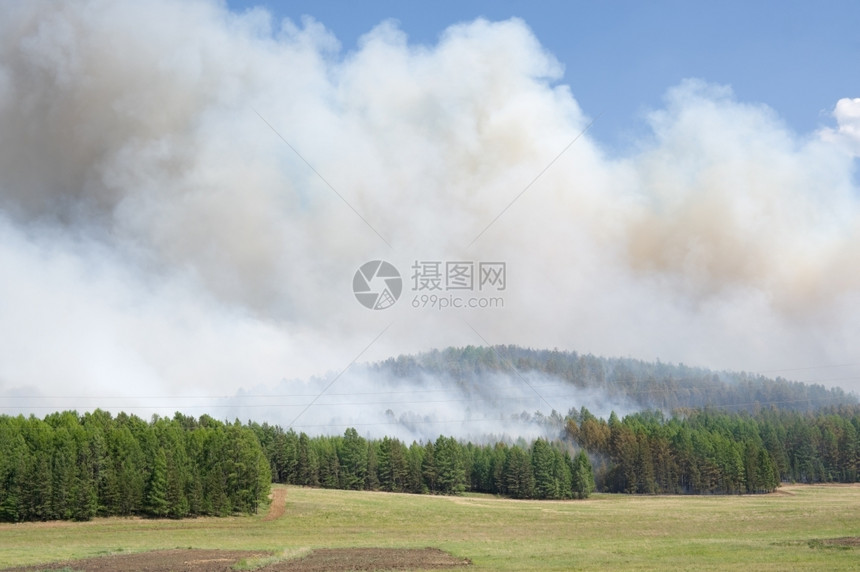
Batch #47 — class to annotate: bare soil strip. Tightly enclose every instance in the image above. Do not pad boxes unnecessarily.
[811,537,860,548]
[263,487,287,522]
[2,547,471,572]
[3,549,270,572]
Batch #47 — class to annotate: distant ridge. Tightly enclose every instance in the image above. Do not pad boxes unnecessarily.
[369,345,857,413]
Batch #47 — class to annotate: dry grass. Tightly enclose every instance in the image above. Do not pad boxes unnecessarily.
[1,484,859,570]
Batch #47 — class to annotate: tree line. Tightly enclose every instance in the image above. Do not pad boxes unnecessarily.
[3,403,859,522]
[0,411,595,523]
[371,346,856,413]
[567,406,860,494]
[251,405,859,500]
[0,410,271,522]
[251,426,595,500]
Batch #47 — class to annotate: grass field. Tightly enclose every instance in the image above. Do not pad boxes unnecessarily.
[1,484,859,570]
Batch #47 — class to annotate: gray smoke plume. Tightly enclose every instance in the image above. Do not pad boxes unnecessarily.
[1,1,859,435]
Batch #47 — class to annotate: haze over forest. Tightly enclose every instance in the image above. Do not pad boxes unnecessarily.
[216,345,856,441]
[1,1,859,428]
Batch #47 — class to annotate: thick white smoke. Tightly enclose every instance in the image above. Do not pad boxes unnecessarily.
[822,97,860,156]
[218,368,637,442]
[0,1,858,436]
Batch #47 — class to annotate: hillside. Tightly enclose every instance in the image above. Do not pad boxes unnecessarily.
[369,345,857,414]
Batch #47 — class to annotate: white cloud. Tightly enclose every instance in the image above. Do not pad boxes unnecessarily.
[821,97,860,156]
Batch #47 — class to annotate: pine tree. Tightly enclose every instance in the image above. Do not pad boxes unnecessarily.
[422,441,437,493]
[282,429,299,484]
[571,450,595,499]
[50,426,77,520]
[755,449,779,493]
[111,425,145,515]
[554,450,573,499]
[531,439,557,499]
[297,433,319,487]
[635,432,657,494]
[406,442,425,494]
[505,446,534,499]
[21,417,53,520]
[337,428,367,490]
[491,443,508,495]
[0,427,27,522]
[434,436,466,495]
[317,438,340,489]
[145,449,169,517]
[365,441,380,491]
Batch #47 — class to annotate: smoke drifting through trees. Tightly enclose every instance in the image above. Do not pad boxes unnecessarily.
[218,346,854,442]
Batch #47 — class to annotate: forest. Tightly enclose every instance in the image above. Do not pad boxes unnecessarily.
[0,411,271,522]
[252,426,595,500]
[567,406,859,493]
[251,405,859,498]
[0,411,594,522]
[369,346,856,413]
[2,405,860,522]
[2,348,859,522]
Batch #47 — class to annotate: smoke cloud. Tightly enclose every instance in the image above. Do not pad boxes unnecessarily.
[219,368,637,443]
[1,1,858,436]
[822,97,860,157]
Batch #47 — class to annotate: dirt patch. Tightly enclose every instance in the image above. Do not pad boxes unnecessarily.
[3,547,471,572]
[809,537,860,549]
[2,549,270,572]
[266,548,471,571]
[263,487,287,522]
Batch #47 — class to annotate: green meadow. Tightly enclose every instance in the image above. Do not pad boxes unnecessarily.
[2,484,859,570]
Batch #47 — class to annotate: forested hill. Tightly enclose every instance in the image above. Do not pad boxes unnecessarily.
[369,346,857,413]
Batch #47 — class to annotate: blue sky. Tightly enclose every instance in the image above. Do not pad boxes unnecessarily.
[226,0,860,150]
